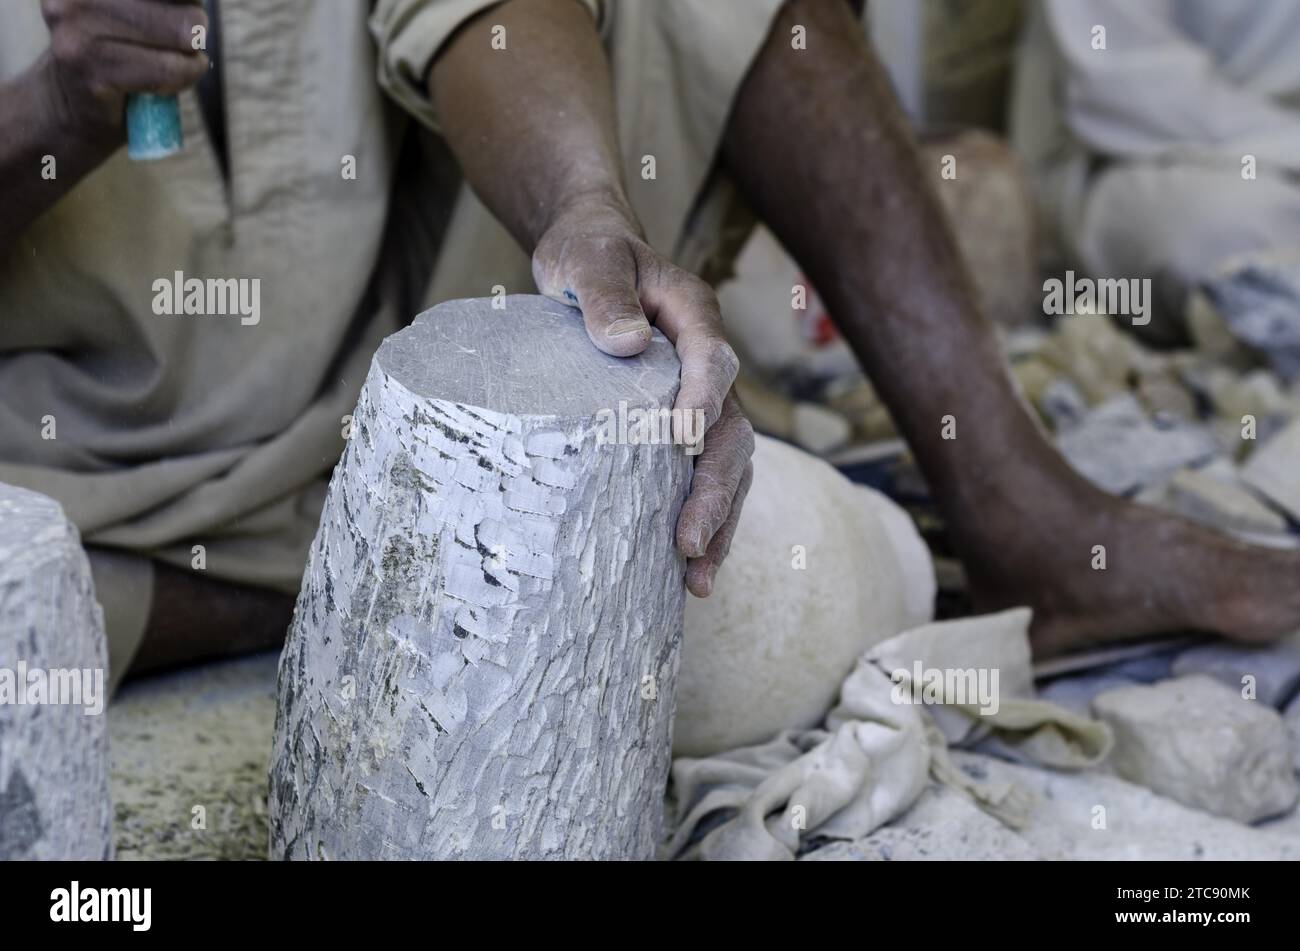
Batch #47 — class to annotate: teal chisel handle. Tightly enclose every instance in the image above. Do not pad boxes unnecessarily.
[126,93,183,161]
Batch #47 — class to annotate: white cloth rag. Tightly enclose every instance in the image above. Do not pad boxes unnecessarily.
[666,607,1113,860]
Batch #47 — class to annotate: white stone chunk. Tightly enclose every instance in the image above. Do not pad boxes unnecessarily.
[1056,394,1220,495]
[1242,417,1300,524]
[1092,675,1297,823]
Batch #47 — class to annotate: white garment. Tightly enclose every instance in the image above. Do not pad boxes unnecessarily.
[1011,0,1300,315]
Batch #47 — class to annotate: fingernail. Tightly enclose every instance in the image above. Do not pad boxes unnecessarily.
[607,319,650,337]
[699,571,714,597]
[694,527,709,555]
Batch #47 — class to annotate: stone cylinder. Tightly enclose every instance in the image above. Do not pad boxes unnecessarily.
[270,295,692,860]
[0,483,113,860]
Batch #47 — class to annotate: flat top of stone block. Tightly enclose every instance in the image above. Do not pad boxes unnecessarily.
[377,295,680,418]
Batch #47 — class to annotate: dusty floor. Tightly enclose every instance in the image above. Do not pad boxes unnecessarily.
[110,652,276,860]
[108,645,1300,861]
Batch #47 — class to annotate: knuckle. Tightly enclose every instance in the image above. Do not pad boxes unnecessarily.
[738,460,755,495]
[690,467,725,492]
[692,280,721,313]
[50,28,90,67]
[735,417,756,457]
[672,269,720,312]
[709,340,740,383]
[155,53,204,92]
[692,494,728,530]
[42,0,75,26]
[151,58,183,91]
[85,79,114,101]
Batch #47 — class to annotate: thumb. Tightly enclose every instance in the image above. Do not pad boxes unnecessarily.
[535,239,653,358]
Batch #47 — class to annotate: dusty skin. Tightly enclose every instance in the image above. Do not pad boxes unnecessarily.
[721,0,1300,656]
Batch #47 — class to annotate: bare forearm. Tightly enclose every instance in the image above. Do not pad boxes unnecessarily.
[1,0,209,259]
[724,1,984,380]
[723,0,1052,508]
[429,0,753,594]
[429,0,634,250]
[0,55,117,258]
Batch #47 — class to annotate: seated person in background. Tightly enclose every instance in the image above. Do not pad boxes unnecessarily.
[1013,0,1300,341]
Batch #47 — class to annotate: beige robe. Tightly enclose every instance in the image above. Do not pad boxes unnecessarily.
[0,0,784,679]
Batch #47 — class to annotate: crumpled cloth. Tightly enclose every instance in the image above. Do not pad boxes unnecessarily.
[665,607,1113,860]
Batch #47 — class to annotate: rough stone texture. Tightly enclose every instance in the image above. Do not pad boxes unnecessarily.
[1056,394,1220,495]
[675,436,934,758]
[270,296,692,860]
[1171,635,1300,709]
[1241,417,1300,524]
[1092,676,1297,823]
[112,652,276,860]
[804,754,1300,861]
[951,753,1300,861]
[801,783,1041,861]
[0,483,113,860]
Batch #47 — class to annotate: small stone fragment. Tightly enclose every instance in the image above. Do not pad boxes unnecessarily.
[952,751,1300,859]
[1241,417,1300,523]
[1200,250,1300,382]
[1136,371,1197,421]
[1158,466,1289,536]
[1092,675,1297,823]
[1056,394,1220,495]
[1039,378,1090,432]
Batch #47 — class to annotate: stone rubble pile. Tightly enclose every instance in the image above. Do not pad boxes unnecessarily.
[713,244,1300,860]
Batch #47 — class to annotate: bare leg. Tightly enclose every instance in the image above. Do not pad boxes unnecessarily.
[130,561,294,678]
[723,0,1300,655]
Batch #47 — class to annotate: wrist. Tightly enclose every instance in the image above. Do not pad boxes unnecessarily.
[28,52,121,160]
[534,184,642,245]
